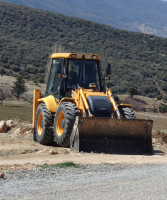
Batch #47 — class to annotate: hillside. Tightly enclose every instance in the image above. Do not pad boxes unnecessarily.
[2,0,167,37]
[0,2,167,98]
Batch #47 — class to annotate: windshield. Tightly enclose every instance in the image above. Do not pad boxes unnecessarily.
[67,59,101,90]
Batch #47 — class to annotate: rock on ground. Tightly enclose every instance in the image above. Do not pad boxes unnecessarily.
[0,120,8,133]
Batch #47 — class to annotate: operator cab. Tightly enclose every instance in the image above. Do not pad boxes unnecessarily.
[67,59,100,90]
[46,53,103,99]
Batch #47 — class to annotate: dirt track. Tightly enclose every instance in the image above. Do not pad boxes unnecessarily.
[0,121,167,172]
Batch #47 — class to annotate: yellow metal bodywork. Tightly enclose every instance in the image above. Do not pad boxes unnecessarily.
[32,87,132,127]
[32,89,40,128]
[51,53,100,60]
[71,88,112,117]
[32,91,76,128]
[119,103,132,107]
[38,95,58,112]
[106,88,118,112]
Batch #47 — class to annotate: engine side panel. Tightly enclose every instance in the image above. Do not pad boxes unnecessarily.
[87,96,112,117]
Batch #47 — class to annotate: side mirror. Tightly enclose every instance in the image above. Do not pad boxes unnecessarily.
[106,63,111,75]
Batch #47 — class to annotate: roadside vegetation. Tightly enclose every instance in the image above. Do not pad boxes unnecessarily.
[40,162,80,169]
[0,2,167,99]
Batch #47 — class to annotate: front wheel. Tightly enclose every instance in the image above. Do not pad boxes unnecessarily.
[54,102,77,147]
[119,107,136,119]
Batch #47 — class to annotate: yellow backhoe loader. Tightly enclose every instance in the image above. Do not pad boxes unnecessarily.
[32,53,153,154]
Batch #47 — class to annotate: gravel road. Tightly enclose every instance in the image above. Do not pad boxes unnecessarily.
[1,164,167,200]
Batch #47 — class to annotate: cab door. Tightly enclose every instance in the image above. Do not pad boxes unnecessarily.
[46,58,64,99]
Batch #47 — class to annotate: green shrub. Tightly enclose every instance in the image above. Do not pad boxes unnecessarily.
[156,95,162,100]
[128,87,138,97]
[40,162,80,168]
[159,104,167,113]
[163,95,167,101]
[113,95,119,102]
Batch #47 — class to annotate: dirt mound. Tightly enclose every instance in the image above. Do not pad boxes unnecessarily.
[120,96,147,111]
[153,131,167,143]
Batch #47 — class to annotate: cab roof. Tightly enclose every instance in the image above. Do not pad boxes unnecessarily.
[51,53,100,60]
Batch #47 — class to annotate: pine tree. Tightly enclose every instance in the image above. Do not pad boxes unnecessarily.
[11,75,27,100]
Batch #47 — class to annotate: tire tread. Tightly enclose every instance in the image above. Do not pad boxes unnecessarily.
[35,103,54,145]
[54,102,78,147]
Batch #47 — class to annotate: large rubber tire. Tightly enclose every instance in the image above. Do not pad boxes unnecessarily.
[35,103,54,145]
[119,107,136,119]
[54,102,77,147]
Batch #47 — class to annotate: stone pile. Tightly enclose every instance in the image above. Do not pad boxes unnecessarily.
[0,120,14,133]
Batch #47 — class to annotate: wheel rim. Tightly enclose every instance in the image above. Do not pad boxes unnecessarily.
[56,111,65,136]
[37,112,43,136]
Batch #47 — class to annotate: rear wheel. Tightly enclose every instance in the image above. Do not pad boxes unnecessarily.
[35,103,54,145]
[119,107,136,119]
[54,102,77,147]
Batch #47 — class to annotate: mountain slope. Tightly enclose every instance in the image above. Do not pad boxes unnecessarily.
[2,0,167,37]
[0,2,167,98]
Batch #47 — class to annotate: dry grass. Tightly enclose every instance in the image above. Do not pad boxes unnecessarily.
[119,95,147,111]
[136,112,167,132]
[0,102,32,123]
[119,94,167,113]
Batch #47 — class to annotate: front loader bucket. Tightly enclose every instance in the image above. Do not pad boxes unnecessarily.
[70,117,153,154]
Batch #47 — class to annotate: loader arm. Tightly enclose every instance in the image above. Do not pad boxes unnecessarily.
[106,88,121,119]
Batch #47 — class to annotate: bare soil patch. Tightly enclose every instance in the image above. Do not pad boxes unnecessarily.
[0,117,167,172]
